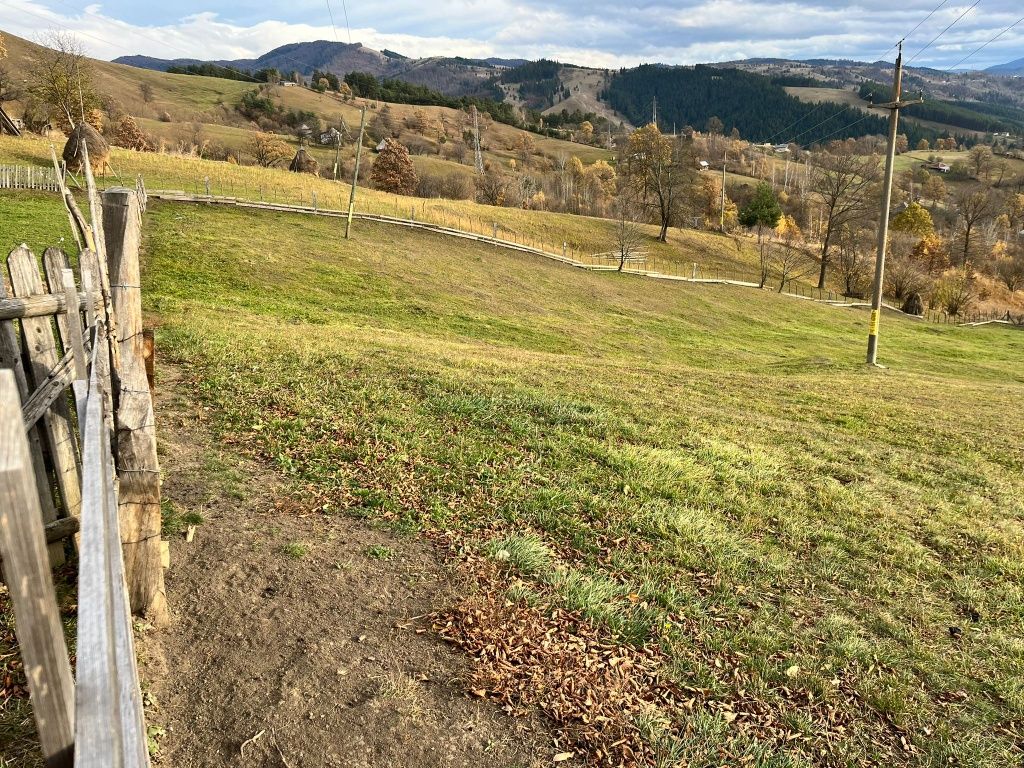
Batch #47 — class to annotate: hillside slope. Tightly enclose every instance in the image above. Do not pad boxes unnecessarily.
[147,200,1024,765]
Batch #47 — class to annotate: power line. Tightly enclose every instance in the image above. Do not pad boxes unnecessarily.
[876,0,951,62]
[325,0,352,46]
[944,14,1024,71]
[337,0,354,46]
[906,0,982,64]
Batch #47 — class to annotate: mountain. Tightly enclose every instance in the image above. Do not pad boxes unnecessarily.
[987,58,1024,76]
[113,40,502,98]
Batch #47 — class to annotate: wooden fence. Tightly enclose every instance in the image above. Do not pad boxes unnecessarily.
[0,184,161,766]
[0,163,60,191]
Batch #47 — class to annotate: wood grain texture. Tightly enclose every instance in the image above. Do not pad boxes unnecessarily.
[7,247,82,522]
[0,270,58,524]
[102,189,166,623]
[0,372,75,768]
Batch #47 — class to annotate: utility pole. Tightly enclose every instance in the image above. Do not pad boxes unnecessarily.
[472,106,484,175]
[866,42,922,366]
[652,95,657,128]
[345,106,367,239]
[720,151,727,231]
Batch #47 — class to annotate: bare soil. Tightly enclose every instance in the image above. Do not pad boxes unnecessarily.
[140,364,553,768]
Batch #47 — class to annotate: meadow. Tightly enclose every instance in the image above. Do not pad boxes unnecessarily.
[6,182,1022,765]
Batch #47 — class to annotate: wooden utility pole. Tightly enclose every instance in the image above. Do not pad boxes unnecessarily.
[866,42,922,366]
[720,151,727,231]
[345,106,367,239]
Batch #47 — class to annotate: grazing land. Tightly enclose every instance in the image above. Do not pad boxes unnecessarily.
[7,185,1022,765]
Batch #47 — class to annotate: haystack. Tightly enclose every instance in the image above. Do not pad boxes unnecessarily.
[63,122,109,174]
[288,147,319,175]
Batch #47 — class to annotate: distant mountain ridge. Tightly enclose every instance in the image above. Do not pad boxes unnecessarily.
[986,57,1024,76]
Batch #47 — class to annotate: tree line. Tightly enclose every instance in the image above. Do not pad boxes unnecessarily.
[604,65,939,147]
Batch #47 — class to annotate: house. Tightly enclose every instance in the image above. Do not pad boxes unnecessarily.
[927,162,950,173]
[772,143,790,153]
[0,105,21,137]
[319,127,342,145]
[282,81,297,87]
[698,159,710,170]
[375,139,388,152]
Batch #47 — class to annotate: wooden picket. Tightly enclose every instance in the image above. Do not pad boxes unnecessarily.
[0,164,60,191]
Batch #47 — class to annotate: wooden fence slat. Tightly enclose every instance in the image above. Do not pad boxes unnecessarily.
[7,247,82,522]
[0,371,75,768]
[0,272,59,526]
[102,189,166,622]
[74,345,122,768]
[61,269,88,382]
[43,249,72,351]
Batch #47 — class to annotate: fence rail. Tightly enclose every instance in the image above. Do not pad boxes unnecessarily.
[0,183,159,766]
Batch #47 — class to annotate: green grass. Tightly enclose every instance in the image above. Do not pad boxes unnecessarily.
[0,135,797,284]
[2,190,1023,764]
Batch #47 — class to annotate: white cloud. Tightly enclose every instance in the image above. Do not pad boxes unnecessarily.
[0,0,1021,69]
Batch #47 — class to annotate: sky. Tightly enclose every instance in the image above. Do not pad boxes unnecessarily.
[0,0,1021,70]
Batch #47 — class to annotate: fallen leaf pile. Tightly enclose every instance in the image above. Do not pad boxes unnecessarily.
[435,589,685,766]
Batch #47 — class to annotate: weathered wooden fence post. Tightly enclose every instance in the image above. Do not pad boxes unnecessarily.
[0,371,76,768]
[102,188,167,623]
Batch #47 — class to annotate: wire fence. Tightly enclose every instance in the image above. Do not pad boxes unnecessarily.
[6,163,1020,328]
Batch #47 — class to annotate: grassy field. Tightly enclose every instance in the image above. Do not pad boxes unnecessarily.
[0,135,772,280]
[6,187,1023,765]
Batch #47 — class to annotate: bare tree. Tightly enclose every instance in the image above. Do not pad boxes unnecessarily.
[835,224,873,297]
[771,216,814,291]
[139,81,154,104]
[810,148,879,289]
[28,31,98,129]
[954,187,998,265]
[612,193,645,272]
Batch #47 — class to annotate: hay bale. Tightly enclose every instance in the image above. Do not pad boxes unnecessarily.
[902,292,924,316]
[288,147,319,175]
[63,123,109,173]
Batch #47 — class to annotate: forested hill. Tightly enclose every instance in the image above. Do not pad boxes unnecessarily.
[604,65,940,146]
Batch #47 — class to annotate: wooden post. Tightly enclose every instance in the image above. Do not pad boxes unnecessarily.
[0,371,75,768]
[102,189,167,623]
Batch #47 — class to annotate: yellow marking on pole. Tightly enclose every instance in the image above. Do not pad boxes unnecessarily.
[869,310,880,336]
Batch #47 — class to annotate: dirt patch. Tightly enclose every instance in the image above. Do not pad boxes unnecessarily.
[141,363,554,768]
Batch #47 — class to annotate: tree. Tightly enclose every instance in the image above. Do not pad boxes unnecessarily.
[922,174,947,205]
[475,165,508,206]
[625,124,694,242]
[886,252,930,302]
[139,81,154,103]
[954,188,997,265]
[933,271,974,316]
[993,244,1024,292]
[917,138,930,151]
[891,202,933,238]
[895,134,909,154]
[28,32,99,130]
[371,138,418,195]
[772,215,813,292]
[612,193,644,272]
[579,120,594,144]
[246,131,291,167]
[739,181,782,288]
[705,116,724,135]
[0,33,15,106]
[835,224,873,297]
[810,149,879,289]
[968,145,994,180]
[911,233,949,274]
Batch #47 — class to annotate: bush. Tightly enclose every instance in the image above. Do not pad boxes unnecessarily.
[931,271,974,316]
[416,172,474,200]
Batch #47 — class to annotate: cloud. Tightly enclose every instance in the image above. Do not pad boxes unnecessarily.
[1,0,1021,69]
